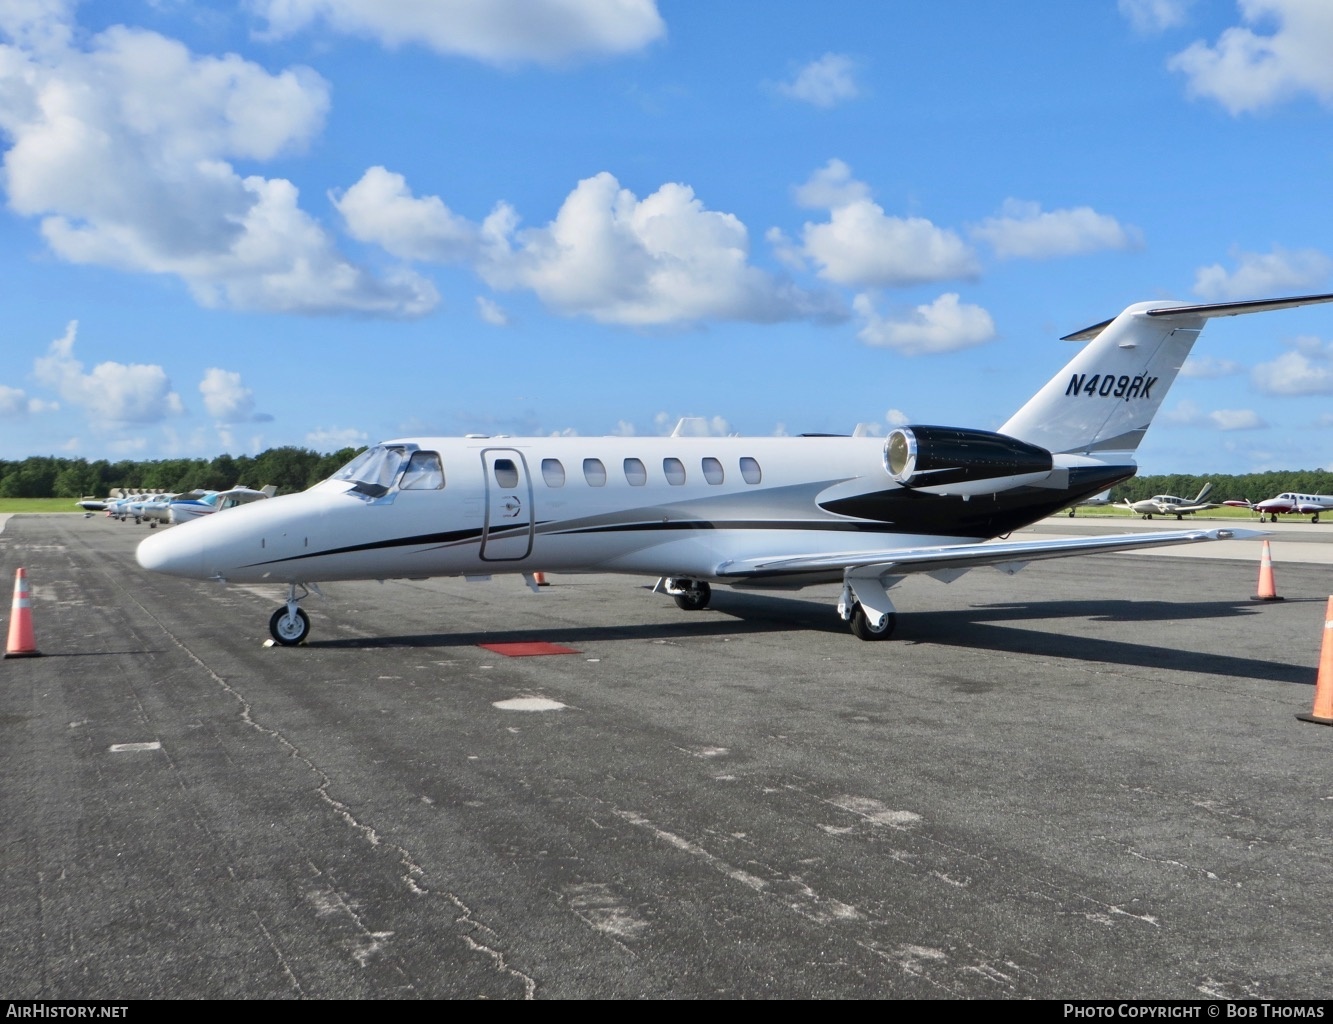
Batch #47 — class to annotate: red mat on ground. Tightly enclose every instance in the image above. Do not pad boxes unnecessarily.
[478,641,581,657]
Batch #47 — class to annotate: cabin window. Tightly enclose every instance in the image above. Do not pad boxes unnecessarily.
[493,458,519,489]
[663,457,686,485]
[702,457,724,485]
[740,457,762,484]
[542,458,565,487]
[400,451,444,490]
[584,458,607,486]
[624,458,647,486]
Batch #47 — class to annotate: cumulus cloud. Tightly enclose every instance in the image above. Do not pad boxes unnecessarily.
[0,385,29,417]
[1180,355,1243,378]
[0,383,54,417]
[250,0,666,66]
[971,199,1142,260]
[1168,0,1333,113]
[476,171,833,326]
[333,166,481,263]
[0,7,436,316]
[652,412,732,436]
[775,53,861,108]
[476,296,510,326]
[1251,337,1333,394]
[32,321,185,425]
[1165,398,1268,429]
[1209,408,1266,430]
[1193,245,1332,299]
[796,161,978,287]
[1119,0,1196,33]
[199,368,273,423]
[853,292,995,355]
[306,426,369,451]
[333,166,840,325]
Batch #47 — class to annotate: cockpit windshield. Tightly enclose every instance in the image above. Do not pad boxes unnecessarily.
[330,445,410,498]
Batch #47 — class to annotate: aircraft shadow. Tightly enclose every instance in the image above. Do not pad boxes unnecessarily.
[898,597,1313,686]
[307,592,1310,685]
[307,598,838,650]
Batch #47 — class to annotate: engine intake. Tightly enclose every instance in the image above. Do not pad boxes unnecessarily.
[885,426,1053,490]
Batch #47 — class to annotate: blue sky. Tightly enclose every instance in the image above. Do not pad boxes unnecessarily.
[2,0,1333,474]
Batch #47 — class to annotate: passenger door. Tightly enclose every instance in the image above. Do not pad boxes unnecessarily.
[480,448,534,561]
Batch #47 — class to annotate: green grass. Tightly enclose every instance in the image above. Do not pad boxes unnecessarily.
[1070,503,1260,521]
[0,498,91,514]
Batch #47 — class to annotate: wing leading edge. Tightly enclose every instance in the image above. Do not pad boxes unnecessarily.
[715,527,1266,581]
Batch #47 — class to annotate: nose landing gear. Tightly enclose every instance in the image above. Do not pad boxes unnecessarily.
[268,583,313,645]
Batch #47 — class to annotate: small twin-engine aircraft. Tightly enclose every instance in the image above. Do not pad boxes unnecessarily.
[1227,491,1333,524]
[136,292,1333,646]
[1120,482,1216,520]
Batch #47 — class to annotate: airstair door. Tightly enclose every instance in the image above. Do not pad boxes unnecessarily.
[480,448,534,561]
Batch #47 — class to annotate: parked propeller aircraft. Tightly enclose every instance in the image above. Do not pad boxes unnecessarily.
[168,485,276,524]
[137,292,1333,646]
[1120,482,1216,520]
[1226,492,1333,523]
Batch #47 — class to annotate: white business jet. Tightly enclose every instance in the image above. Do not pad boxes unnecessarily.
[1120,482,1216,520]
[137,292,1333,646]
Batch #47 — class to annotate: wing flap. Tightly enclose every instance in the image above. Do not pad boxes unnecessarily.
[715,527,1265,580]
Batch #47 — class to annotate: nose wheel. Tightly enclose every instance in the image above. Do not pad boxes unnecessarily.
[269,606,310,645]
[268,583,313,645]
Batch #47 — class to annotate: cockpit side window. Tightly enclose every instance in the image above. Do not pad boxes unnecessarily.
[400,451,444,490]
[331,445,407,498]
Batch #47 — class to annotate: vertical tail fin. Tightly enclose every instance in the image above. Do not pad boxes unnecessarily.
[999,293,1333,457]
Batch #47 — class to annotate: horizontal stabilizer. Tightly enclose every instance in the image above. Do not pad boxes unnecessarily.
[1062,292,1333,341]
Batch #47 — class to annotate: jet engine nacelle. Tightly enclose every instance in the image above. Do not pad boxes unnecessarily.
[884,425,1055,496]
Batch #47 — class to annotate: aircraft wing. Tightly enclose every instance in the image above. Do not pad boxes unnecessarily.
[715,527,1265,581]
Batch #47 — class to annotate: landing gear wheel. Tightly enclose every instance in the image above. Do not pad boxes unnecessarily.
[269,606,310,646]
[850,603,896,641]
[672,580,711,611]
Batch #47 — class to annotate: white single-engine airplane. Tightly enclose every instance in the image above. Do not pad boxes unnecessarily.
[1120,482,1216,520]
[137,292,1333,646]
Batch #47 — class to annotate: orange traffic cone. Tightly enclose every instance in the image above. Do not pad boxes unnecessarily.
[4,567,40,658]
[533,571,550,587]
[1251,539,1283,601]
[1297,596,1333,726]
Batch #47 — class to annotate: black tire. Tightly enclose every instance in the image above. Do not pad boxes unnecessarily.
[672,580,711,611]
[268,606,310,646]
[850,604,896,641]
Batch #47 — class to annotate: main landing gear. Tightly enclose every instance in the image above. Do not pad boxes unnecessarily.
[268,583,313,645]
[663,577,711,611]
[838,578,898,641]
[848,603,897,640]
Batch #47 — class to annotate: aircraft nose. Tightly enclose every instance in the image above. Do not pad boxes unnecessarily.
[136,526,205,578]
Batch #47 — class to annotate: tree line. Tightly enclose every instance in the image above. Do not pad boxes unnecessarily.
[0,447,363,499]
